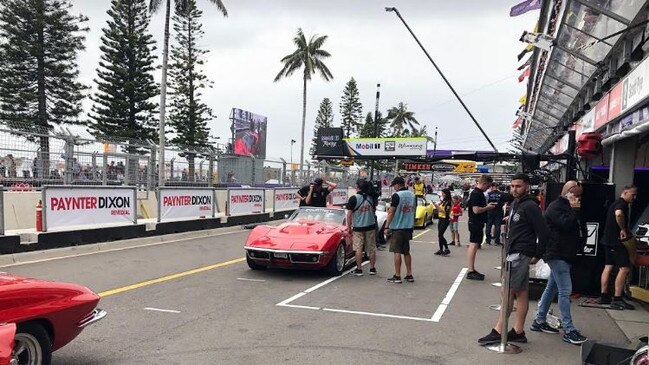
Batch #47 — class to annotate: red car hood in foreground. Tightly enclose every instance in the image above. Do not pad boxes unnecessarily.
[247,221,345,251]
[0,273,104,351]
[0,323,15,365]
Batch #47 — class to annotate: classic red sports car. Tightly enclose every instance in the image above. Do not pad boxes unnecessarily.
[0,323,15,365]
[245,207,354,275]
[0,272,106,365]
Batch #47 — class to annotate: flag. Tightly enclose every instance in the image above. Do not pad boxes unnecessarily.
[517,44,533,61]
[510,0,542,17]
[512,118,524,129]
[518,66,531,82]
[519,95,527,104]
[517,55,532,70]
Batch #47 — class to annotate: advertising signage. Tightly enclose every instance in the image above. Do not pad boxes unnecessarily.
[159,188,215,221]
[315,127,345,156]
[228,189,265,215]
[43,186,136,231]
[344,138,427,157]
[231,108,267,159]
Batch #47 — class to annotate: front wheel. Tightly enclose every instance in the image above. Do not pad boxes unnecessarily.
[326,243,345,276]
[13,322,52,365]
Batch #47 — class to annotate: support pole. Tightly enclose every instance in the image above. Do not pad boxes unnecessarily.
[370,83,381,180]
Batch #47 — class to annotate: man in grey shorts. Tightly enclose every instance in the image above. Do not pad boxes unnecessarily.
[478,173,548,345]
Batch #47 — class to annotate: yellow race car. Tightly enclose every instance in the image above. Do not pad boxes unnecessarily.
[414,196,435,228]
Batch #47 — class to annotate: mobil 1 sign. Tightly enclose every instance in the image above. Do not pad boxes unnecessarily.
[228,189,265,215]
[159,188,214,220]
[44,186,136,230]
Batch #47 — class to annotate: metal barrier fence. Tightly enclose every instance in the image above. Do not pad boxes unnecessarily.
[0,124,361,190]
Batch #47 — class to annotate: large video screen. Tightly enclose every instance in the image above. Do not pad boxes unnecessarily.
[231,108,267,159]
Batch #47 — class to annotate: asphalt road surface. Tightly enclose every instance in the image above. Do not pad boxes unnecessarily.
[3,218,628,364]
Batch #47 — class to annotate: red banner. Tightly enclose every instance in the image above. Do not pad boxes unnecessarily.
[607,83,623,122]
[594,93,609,130]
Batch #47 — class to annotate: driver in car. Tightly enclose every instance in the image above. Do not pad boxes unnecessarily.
[297,177,337,207]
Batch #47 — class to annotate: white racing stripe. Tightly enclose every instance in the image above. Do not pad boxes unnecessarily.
[144,307,181,314]
[431,268,468,322]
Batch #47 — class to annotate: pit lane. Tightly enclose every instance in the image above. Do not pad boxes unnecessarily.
[2,220,629,364]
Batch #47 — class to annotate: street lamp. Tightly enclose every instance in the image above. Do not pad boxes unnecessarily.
[290,139,296,185]
[385,7,497,152]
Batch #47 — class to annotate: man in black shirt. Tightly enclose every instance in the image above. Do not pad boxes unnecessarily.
[598,184,638,309]
[485,183,506,245]
[297,177,337,207]
[466,174,498,280]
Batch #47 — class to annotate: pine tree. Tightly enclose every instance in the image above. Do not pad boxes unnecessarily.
[310,98,334,156]
[358,111,387,138]
[0,0,88,176]
[89,0,159,176]
[168,0,213,180]
[339,77,363,138]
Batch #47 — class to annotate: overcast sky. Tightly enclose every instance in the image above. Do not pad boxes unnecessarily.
[71,0,538,162]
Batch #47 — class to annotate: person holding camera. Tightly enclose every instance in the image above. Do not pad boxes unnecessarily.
[346,179,377,276]
[297,177,337,207]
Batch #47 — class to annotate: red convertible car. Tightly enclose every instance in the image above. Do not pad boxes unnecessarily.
[0,272,106,365]
[245,207,354,275]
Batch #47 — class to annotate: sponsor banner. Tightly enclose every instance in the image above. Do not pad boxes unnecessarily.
[274,188,300,211]
[159,188,214,220]
[329,189,348,205]
[315,127,345,156]
[608,82,623,121]
[403,162,432,171]
[593,94,608,131]
[228,189,264,215]
[344,138,427,157]
[231,108,267,159]
[622,57,649,113]
[44,187,135,230]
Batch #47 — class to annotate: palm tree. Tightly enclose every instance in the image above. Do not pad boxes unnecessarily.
[149,0,227,186]
[274,28,333,180]
[386,102,419,137]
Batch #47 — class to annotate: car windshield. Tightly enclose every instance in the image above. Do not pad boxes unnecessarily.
[289,207,345,225]
[426,194,440,203]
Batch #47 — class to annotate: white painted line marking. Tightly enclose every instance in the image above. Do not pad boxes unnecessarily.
[323,308,434,322]
[277,292,307,306]
[236,277,266,282]
[144,307,181,314]
[279,303,321,310]
[491,282,502,287]
[431,268,467,322]
[412,229,430,239]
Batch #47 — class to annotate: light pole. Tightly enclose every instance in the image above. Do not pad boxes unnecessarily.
[290,139,296,185]
[385,7,498,152]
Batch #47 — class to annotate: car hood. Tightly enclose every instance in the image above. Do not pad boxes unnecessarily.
[247,221,342,250]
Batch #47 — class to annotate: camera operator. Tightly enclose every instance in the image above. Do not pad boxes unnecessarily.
[297,177,337,207]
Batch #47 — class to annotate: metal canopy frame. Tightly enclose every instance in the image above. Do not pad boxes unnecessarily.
[544,73,582,91]
[572,0,632,25]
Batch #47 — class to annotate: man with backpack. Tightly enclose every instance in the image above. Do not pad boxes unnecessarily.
[346,179,378,276]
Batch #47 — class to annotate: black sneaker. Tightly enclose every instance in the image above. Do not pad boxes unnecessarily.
[530,320,559,334]
[596,295,612,305]
[369,267,377,275]
[478,328,501,345]
[434,250,443,255]
[442,249,451,256]
[507,328,528,343]
[404,274,414,282]
[353,268,363,276]
[387,275,402,283]
[467,271,485,281]
[563,330,588,345]
[612,298,635,310]
[449,241,456,246]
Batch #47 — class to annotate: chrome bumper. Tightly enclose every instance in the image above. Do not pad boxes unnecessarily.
[78,308,107,328]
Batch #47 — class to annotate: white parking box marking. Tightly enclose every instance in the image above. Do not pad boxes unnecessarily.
[323,308,434,322]
[236,277,266,282]
[280,303,321,310]
[277,292,307,306]
[412,229,430,239]
[144,307,181,314]
[431,268,467,322]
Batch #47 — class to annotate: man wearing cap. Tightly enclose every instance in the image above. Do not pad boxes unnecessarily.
[297,177,337,207]
[385,176,416,283]
[346,179,378,276]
